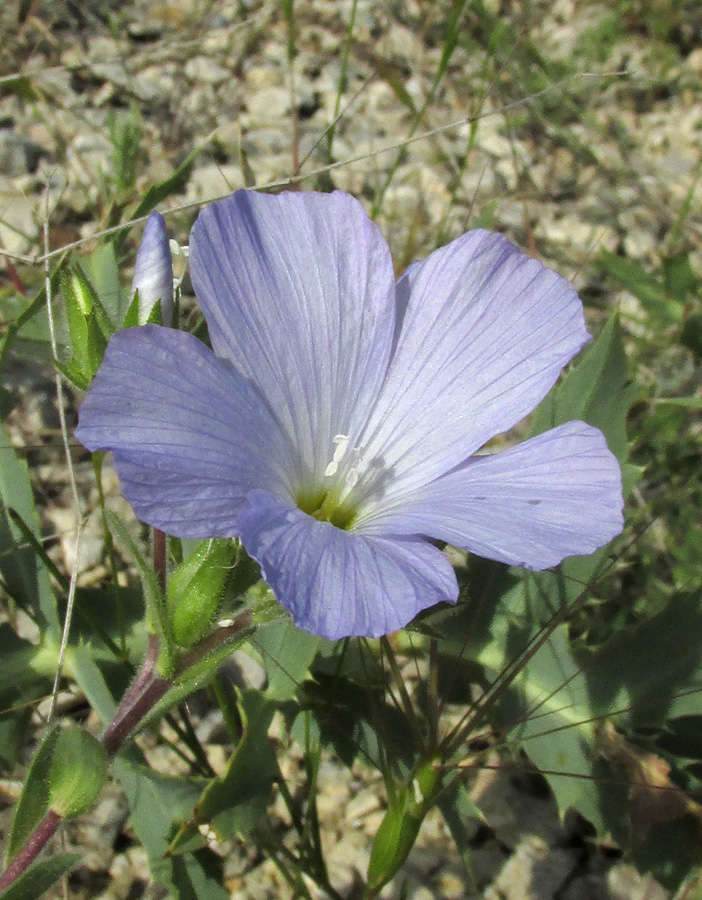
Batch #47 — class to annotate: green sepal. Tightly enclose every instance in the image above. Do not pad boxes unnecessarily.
[61,265,114,339]
[54,357,90,390]
[122,287,140,328]
[167,539,238,648]
[47,725,107,818]
[145,297,164,325]
[122,288,164,329]
[59,267,111,385]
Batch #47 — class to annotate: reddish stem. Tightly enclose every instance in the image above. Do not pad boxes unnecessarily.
[0,810,61,893]
[102,673,170,757]
[0,610,254,892]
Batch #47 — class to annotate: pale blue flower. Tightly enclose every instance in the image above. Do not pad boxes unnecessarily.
[76,190,623,639]
[131,211,173,326]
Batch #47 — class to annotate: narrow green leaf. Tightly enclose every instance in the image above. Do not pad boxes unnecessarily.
[70,646,119,723]
[655,395,702,410]
[599,251,683,325]
[129,146,200,225]
[53,357,90,390]
[138,621,255,731]
[663,251,697,300]
[438,779,482,877]
[0,425,58,635]
[0,853,79,900]
[122,288,140,329]
[0,272,53,356]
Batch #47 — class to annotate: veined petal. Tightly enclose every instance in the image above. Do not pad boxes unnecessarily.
[357,231,589,502]
[358,422,623,570]
[76,326,292,537]
[236,491,458,639]
[190,190,396,486]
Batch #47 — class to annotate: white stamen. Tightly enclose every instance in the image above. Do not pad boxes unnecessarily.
[325,434,350,478]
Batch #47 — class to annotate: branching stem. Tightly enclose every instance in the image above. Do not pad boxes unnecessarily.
[0,611,253,891]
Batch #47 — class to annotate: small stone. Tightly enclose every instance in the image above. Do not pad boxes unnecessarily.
[0,190,37,260]
[245,87,292,122]
[0,130,45,175]
[607,865,669,900]
[486,838,577,900]
[437,871,465,900]
[186,163,245,204]
[128,20,164,41]
[184,56,231,86]
[623,229,657,260]
[688,47,702,74]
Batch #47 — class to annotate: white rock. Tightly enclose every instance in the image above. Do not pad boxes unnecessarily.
[245,86,292,122]
[185,56,231,85]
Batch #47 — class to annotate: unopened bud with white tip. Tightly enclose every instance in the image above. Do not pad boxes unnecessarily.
[131,211,174,326]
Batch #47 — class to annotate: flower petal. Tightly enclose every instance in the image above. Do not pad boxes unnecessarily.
[236,491,458,639]
[358,422,623,570]
[189,190,396,486]
[357,231,589,501]
[131,211,174,326]
[76,326,291,537]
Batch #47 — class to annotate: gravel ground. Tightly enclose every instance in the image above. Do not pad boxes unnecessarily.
[1,0,701,897]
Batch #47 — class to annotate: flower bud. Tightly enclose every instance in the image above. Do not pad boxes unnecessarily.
[47,726,107,819]
[131,211,174,326]
[167,539,238,648]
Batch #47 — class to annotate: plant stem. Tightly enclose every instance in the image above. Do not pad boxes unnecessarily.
[102,669,170,757]
[0,810,61,893]
[0,611,253,891]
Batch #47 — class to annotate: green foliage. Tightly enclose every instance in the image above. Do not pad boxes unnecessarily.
[80,243,126,329]
[0,425,58,634]
[6,727,60,864]
[106,511,171,670]
[57,266,112,389]
[0,854,79,900]
[107,106,143,197]
[254,616,321,701]
[531,314,635,464]
[168,690,278,855]
[114,752,227,900]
